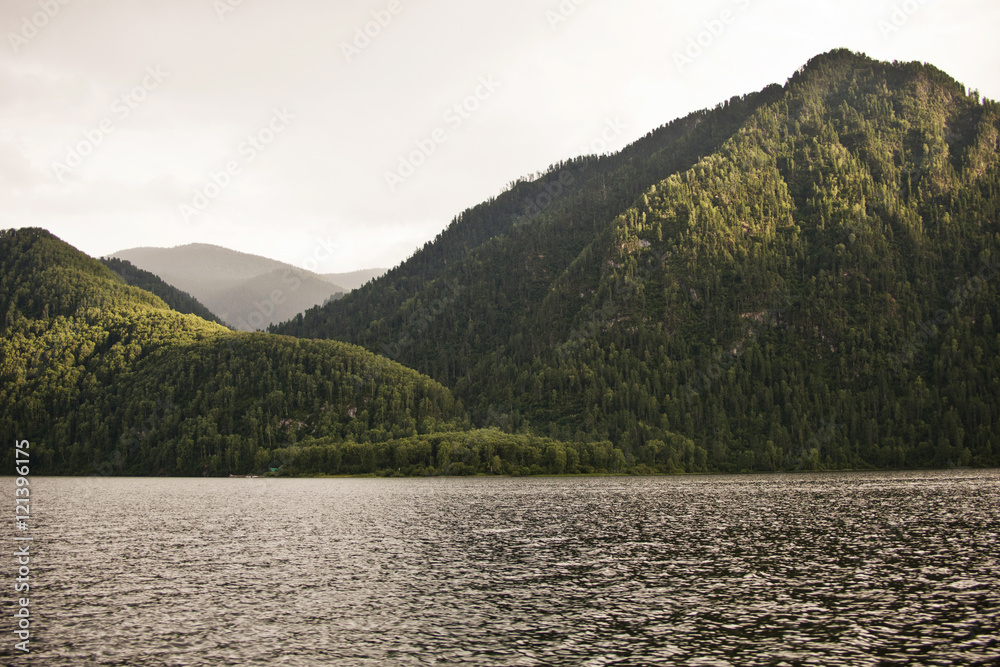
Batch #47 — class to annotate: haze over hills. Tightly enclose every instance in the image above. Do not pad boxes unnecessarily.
[274,49,1000,471]
[100,257,226,326]
[111,243,387,331]
[322,269,389,292]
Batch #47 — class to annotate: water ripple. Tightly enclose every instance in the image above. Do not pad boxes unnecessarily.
[2,471,998,666]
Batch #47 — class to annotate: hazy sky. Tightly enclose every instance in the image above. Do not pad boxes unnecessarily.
[2,0,998,272]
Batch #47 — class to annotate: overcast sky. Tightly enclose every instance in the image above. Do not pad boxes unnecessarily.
[2,0,998,272]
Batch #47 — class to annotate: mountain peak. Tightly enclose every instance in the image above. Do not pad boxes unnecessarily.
[272,51,1000,471]
[789,47,968,100]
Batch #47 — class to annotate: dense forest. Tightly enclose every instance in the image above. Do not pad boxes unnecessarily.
[1,229,646,476]
[0,229,457,475]
[5,50,1000,476]
[273,50,1000,472]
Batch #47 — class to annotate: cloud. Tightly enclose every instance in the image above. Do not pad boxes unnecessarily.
[0,0,997,271]
[0,140,39,187]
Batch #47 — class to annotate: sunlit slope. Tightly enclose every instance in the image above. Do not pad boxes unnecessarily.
[273,50,1000,471]
[1,228,463,475]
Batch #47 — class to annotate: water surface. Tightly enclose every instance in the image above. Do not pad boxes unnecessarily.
[4,471,999,665]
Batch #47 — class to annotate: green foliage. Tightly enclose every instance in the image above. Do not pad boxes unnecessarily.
[269,429,646,477]
[0,228,467,476]
[100,257,226,325]
[272,50,1000,472]
[8,51,1000,476]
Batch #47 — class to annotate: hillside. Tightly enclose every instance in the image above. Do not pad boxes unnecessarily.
[111,243,347,331]
[323,268,388,292]
[273,50,1000,471]
[100,257,226,325]
[2,229,651,477]
[0,229,464,475]
[210,268,346,331]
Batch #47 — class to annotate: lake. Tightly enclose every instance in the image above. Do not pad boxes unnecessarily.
[4,471,999,666]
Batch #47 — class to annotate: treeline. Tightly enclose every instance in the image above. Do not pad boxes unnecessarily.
[273,77,786,348]
[270,50,1000,472]
[267,428,712,477]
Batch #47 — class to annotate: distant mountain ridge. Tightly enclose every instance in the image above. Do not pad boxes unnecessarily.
[100,257,226,325]
[322,268,387,292]
[111,243,386,331]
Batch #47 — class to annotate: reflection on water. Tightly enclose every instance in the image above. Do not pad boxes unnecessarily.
[5,471,999,666]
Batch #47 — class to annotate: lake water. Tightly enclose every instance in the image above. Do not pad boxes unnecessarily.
[4,471,999,666]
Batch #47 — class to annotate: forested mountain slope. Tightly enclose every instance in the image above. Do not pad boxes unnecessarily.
[273,50,1000,471]
[100,257,226,325]
[275,79,785,348]
[0,229,464,475]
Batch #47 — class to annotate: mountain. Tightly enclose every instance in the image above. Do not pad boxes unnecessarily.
[0,229,462,475]
[2,228,643,477]
[110,243,348,331]
[272,49,1000,472]
[100,257,226,325]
